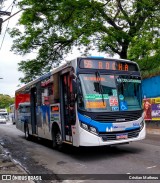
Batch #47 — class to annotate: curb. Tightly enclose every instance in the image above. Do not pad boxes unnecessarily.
[0,145,34,183]
[146,128,160,135]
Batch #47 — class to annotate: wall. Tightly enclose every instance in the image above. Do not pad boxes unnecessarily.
[142,75,160,134]
[142,76,160,98]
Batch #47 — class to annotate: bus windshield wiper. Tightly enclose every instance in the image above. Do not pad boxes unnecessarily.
[95,71,105,106]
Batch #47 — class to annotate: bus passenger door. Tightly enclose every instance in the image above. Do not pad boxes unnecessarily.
[30,87,37,134]
[61,73,76,143]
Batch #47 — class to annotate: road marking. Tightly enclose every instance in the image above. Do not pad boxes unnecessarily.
[126,173,131,174]
[62,181,85,183]
[74,163,87,168]
[146,165,157,169]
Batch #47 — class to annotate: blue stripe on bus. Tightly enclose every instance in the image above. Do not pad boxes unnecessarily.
[78,112,113,132]
[78,112,140,132]
[125,127,139,131]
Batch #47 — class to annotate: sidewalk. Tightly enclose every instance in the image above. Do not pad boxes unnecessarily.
[146,121,160,135]
[147,128,160,135]
[0,145,33,183]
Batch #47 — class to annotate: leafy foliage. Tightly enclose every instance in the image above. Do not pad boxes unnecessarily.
[9,0,160,82]
[128,11,160,78]
[137,53,160,79]
[0,94,14,109]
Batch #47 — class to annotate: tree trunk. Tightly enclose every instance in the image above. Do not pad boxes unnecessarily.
[119,43,129,59]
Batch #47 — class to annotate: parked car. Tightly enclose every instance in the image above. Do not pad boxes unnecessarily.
[0,109,9,121]
[0,115,7,124]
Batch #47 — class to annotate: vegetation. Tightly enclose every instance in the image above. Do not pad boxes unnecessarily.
[137,54,160,79]
[0,94,14,109]
[9,0,160,82]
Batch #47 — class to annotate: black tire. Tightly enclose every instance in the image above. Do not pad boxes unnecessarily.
[25,124,31,140]
[52,130,63,150]
[12,119,15,125]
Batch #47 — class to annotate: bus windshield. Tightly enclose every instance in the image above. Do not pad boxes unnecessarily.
[78,73,142,112]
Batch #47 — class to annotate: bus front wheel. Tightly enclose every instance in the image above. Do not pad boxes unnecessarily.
[52,130,63,150]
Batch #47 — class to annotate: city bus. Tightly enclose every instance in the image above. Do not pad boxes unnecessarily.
[15,57,146,149]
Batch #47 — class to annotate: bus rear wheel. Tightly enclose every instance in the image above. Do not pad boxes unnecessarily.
[25,124,30,140]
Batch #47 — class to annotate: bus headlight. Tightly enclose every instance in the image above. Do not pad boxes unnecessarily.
[80,122,98,135]
[89,126,98,135]
[81,122,89,130]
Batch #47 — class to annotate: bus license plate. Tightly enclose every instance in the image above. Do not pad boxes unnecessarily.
[116,134,128,140]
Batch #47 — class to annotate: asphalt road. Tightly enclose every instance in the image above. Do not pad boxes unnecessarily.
[0,121,160,183]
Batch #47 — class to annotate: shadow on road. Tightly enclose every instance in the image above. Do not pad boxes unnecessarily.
[19,134,144,162]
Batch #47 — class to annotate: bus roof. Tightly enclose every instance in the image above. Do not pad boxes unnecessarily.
[15,60,72,94]
[15,57,138,94]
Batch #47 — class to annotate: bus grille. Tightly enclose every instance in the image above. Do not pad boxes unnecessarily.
[93,111,143,122]
[99,129,140,141]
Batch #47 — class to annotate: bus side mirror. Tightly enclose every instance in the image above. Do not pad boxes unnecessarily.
[72,79,77,94]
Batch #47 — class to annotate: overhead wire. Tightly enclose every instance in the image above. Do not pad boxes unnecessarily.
[0,0,16,51]
[4,0,15,11]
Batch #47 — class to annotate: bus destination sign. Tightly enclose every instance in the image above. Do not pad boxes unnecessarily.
[79,59,138,71]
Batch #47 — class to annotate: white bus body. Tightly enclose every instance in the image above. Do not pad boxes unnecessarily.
[15,57,146,148]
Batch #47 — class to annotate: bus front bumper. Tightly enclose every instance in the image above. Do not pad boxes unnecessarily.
[79,124,146,147]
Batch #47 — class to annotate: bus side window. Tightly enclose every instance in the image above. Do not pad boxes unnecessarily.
[41,82,54,105]
[68,76,76,125]
[18,106,25,113]
[18,106,22,113]
[48,84,53,96]
[48,83,55,104]
[37,82,42,106]
[21,108,26,113]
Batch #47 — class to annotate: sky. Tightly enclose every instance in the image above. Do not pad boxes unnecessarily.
[0,0,24,97]
[0,1,118,97]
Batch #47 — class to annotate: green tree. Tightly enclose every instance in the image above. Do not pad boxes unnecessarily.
[0,94,14,109]
[9,0,160,83]
[127,9,160,78]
